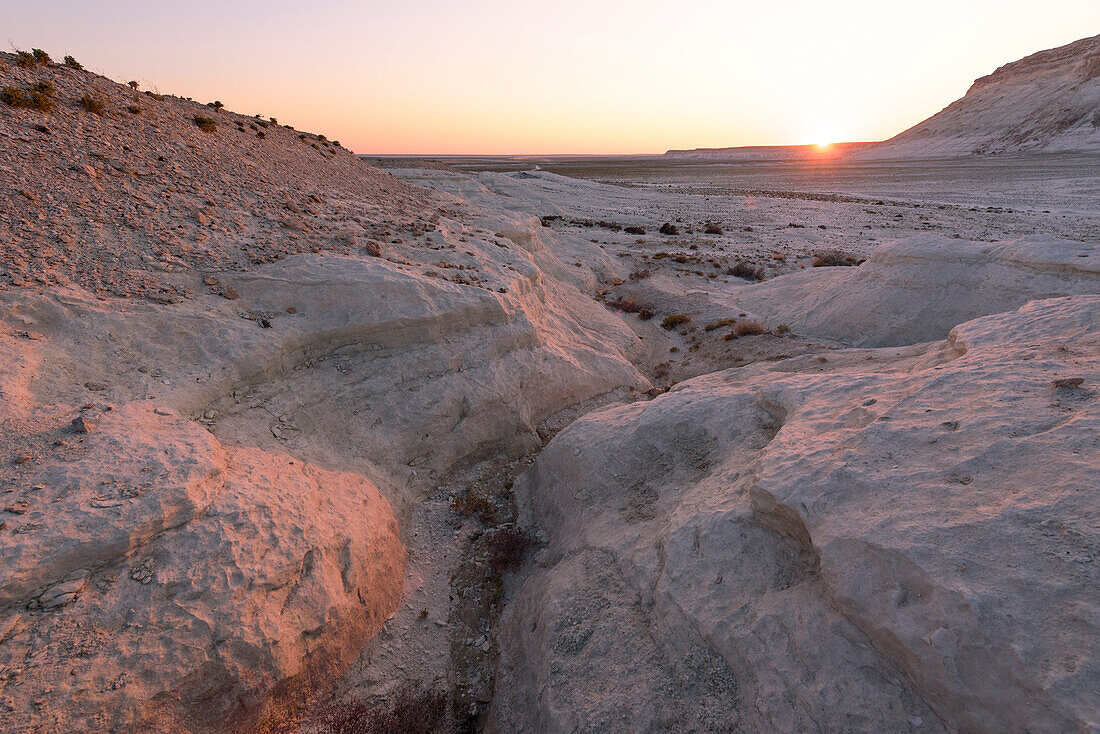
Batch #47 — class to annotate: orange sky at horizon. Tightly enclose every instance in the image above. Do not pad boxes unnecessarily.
[4,1,1099,154]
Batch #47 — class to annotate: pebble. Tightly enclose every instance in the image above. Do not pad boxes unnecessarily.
[71,416,97,434]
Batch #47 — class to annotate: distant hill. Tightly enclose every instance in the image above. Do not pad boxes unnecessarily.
[861,33,1100,159]
[663,142,875,161]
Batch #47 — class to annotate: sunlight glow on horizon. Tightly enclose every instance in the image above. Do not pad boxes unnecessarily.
[3,1,1098,154]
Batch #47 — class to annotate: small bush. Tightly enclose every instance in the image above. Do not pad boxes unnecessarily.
[624,225,645,235]
[628,269,651,280]
[78,94,106,115]
[704,223,723,235]
[128,81,139,90]
[256,131,266,139]
[15,51,36,68]
[723,320,769,340]
[638,307,654,321]
[485,526,538,572]
[658,223,679,235]
[63,55,83,70]
[661,314,691,330]
[316,682,450,734]
[1,84,55,112]
[193,115,217,133]
[811,249,864,267]
[125,105,141,114]
[728,261,765,281]
[31,49,51,65]
[207,100,223,110]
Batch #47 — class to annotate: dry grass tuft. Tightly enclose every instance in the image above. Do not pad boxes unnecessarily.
[63,55,83,70]
[661,314,691,330]
[728,261,765,281]
[193,115,217,133]
[811,249,864,267]
[723,320,770,340]
[78,94,106,115]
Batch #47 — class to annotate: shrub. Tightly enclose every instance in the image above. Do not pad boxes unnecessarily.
[193,115,217,133]
[661,314,691,330]
[811,249,864,267]
[638,307,654,320]
[78,94,106,115]
[127,81,139,90]
[63,55,83,70]
[1,84,55,112]
[704,222,723,235]
[31,49,51,65]
[485,526,538,572]
[316,682,450,734]
[628,269,651,280]
[15,51,35,68]
[256,131,266,139]
[126,105,141,114]
[728,261,765,281]
[624,225,645,235]
[723,320,769,340]
[658,223,679,235]
[207,100,223,110]
[704,319,735,332]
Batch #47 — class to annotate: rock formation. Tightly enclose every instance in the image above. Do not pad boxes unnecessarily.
[862,34,1100,159]
[493,296,1099,732]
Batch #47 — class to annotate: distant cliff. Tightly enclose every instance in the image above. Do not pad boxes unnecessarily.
[860,34,1100,159]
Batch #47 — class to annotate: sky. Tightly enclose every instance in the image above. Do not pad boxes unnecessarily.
[4,1,1099,154]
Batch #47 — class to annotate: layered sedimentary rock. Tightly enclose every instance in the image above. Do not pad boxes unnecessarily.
[862,34,1100,158]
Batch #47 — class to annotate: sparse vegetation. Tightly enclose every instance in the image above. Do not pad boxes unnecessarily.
[193,115,217,133]
[624,225,645,235]
[704,222,723,235]
[127,81,139,90]
[728,261,765,281]
[628,269,651,280]
[63,55,83,70]
[638,307,654,320]
[315,681,451,734]
[32,49,51,65]
[811,249,864,267]
[15,51,36,68]
[125,105,141,114]
[662,314,691,330]
[78,94,106,115]
[1,83,55,112]
[658,222,679,235]
[207,100,224,110]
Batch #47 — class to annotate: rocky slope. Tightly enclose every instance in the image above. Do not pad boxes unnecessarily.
[863,34,1100,159]
[0,52,651,731]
